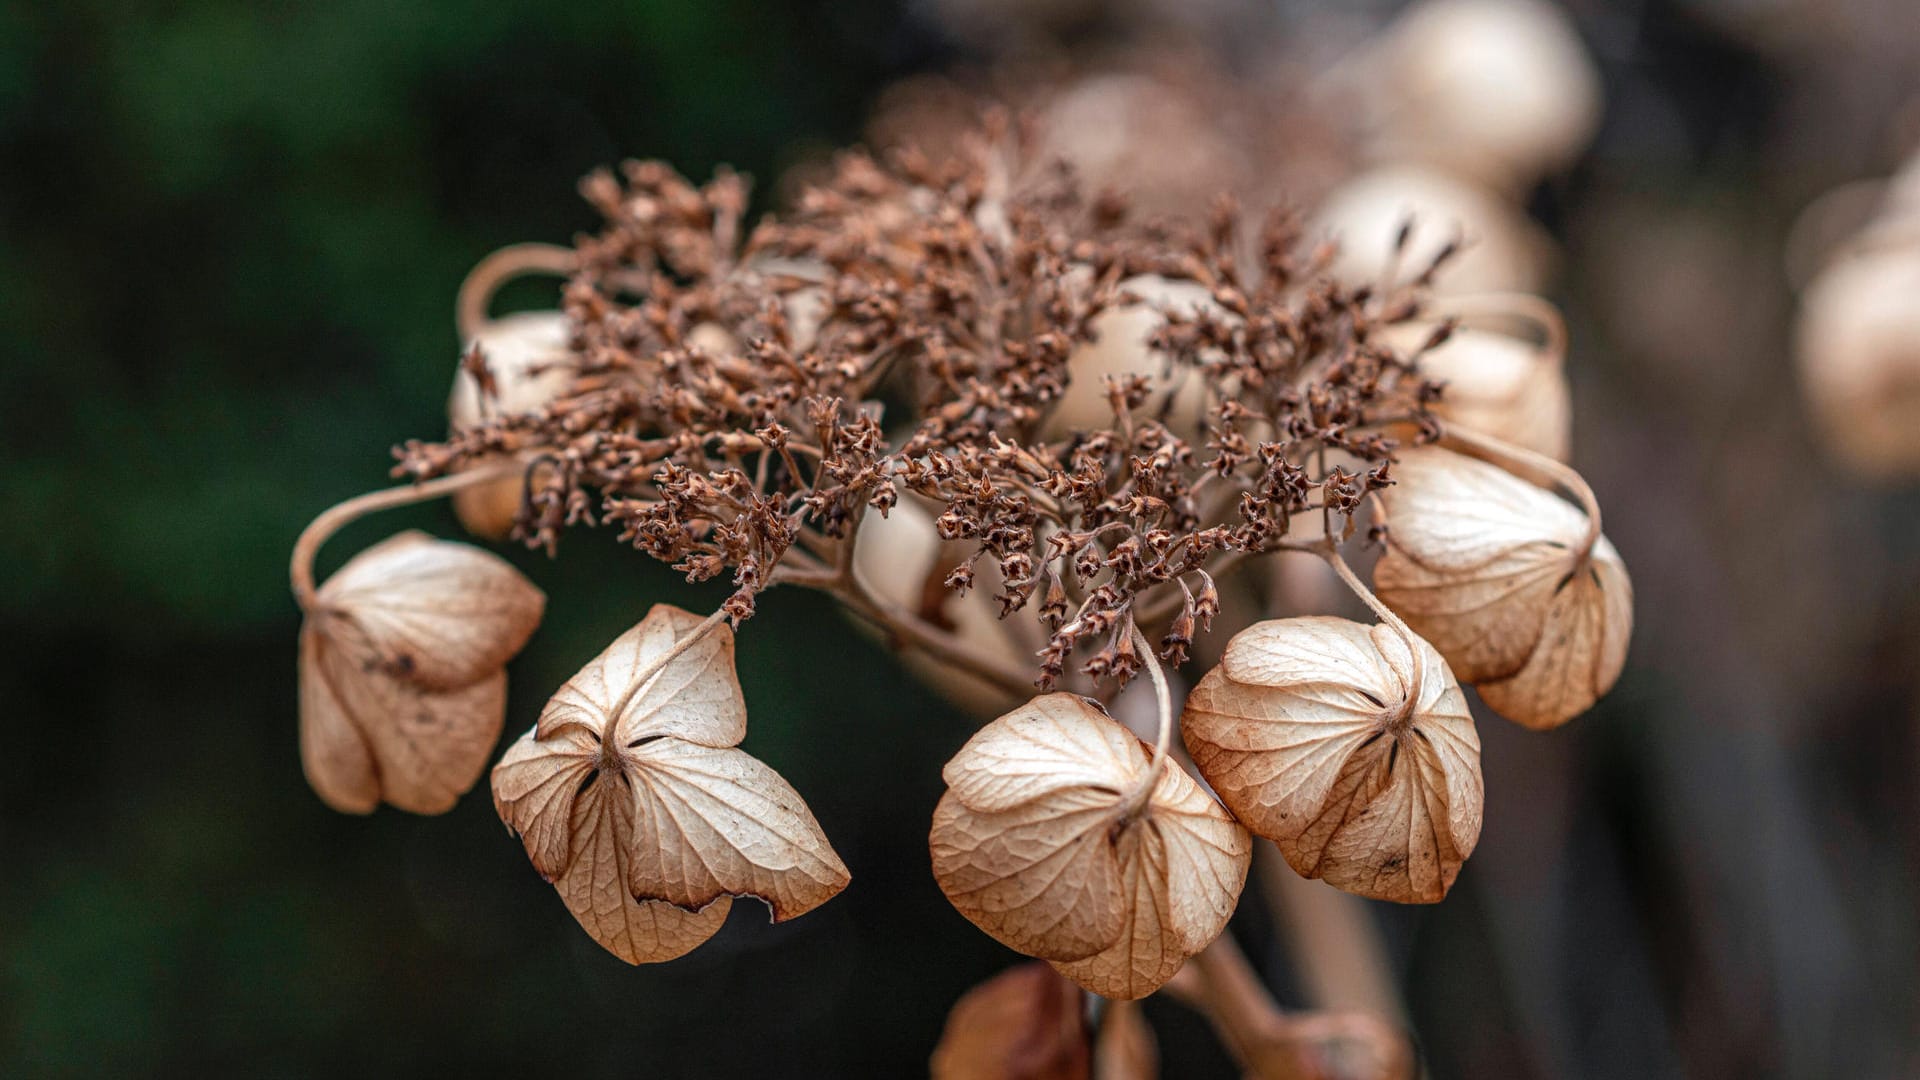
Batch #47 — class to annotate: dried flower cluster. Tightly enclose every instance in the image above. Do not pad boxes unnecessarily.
[289,105,1632,1076]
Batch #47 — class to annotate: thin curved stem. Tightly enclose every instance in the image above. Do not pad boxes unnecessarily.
[598,606,731,759]
[290,460,527,612]
[1321,545,1424,722]
[1119,623,1174,818]
[1429,291,1567,365]
[455,242,579,340]
[1440,424,1602,555]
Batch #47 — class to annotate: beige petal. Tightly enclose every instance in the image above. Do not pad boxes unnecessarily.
[537,604,745,748]
[621,740,851,921]
[492,722,598,881]
[1474,538,1634,730]
[298,626,380,815]
[305,615,509,815]
[319,531,545,690]
[1374,448,1633,727]
[1381,321,1572,461]
[553,768,731,965]
[1183,617,1482,904]
[931,694,1251,998]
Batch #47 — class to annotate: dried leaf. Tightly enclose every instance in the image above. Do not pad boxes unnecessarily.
[1372,447,1632,729]
[299,531,543,814]
[492,604,850,964]
[1182,616,1481,904]
[930,694,1251,999]
[930,962,1090,1080]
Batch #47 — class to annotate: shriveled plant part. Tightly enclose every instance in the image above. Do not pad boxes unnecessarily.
[493,603,848,963]
[930,692,1251,999]
[288,115,1631,1077]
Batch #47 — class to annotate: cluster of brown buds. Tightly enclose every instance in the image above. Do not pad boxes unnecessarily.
[287,112,1632,1074]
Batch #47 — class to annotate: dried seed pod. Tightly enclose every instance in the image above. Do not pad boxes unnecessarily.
[299,531,545,814]
[1183,616,1482,903]
[1316,165,1551,296]
[1372,446,1632,729]
[492,604,850,964]
[447,311,578,539]
[1365,0,1602,191]
[1380,298,1571,461]
[929,962,1090,1080]
[1795,245,1920,480]
[1046,274,1225,437]
[930,694,1251,999]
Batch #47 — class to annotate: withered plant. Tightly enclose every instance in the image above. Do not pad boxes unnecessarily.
[290,117,1632,1078]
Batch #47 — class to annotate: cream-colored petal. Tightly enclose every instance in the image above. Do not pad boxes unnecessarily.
[941,693,1144,813]
[309,617,509,815]
[319,531,544,690]
[491,722,599,880]
[621,740,850,921]
[1474,538,1633,730]
[553,771,731,965]
[1183,616,1481,904]
[537,604,746,748]
[298,626,380,815]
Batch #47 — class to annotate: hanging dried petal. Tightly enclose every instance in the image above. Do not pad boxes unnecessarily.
[299,531,544,814]
[930,694,1251,999]
[1371,447,1632,729]
[492,604,849,964]
[1183,616,1482,903]
[929,962,1090,1080]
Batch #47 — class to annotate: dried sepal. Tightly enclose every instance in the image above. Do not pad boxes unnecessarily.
[929,961,1090,1080]
[1182,616,1482,903]
[492,603,850,964]
[448,310,577,539]
[1372,447,1632,729]
[930,694,1251,999]
[1381,314,1571,461]
[299,531,544,814]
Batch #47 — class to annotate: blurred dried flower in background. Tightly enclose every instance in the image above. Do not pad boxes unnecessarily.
[929,961,1090,1080]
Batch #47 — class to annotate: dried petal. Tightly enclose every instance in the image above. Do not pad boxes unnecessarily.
[929,962,1090,1080]
[1382,321,1570,460]
[492,603,850,963]
[448,310,577,539]
[1048,275,1222,436]
[1372,447,1632,728]
[930,694,1251,999]
[299,531,543,814]
[1182,616,1482,903]
[317,531,545,689]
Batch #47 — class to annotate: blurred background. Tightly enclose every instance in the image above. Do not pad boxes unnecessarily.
[4,0,1919,1076]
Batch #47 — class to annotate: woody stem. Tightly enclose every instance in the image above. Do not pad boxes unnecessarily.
[289,460,528,612]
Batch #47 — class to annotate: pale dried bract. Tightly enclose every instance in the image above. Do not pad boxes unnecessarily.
[1372,446,1631,729]
[930,693,1251,999]
[491,603,850,964]
[299,530,544,815]
[1182,616,1482,903]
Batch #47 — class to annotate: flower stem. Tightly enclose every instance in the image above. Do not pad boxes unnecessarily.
[289,460,526,612]
[1119,622,1174,818]
[455,242,580,340]
[1321,545,1425,722]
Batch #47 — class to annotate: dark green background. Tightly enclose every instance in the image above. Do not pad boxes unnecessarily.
[4,1,1919,1077]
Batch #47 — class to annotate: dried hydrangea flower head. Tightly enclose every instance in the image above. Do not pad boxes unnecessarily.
[930,691,1251,998]
[1372,441,1631,729]
[492,603,849,964]
[1374,293,1573,461]
[292,517,544,813]
[1183,611,1482,903]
